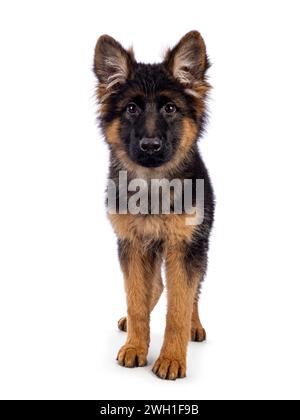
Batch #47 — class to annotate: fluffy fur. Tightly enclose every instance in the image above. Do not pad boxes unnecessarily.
[94,31,215,380]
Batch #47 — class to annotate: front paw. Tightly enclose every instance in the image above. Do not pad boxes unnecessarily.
[117,345,147,368]
[152,356,186,380]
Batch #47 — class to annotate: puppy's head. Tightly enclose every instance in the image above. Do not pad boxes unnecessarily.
[94,31,210,171]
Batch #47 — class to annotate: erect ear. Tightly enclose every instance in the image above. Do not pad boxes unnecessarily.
[94,35,135,99]
[164,31,209,87]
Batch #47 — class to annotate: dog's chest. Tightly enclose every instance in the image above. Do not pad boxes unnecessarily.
[108,213,195,245]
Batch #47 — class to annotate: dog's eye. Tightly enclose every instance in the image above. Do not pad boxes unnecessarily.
[164,103,177,114]
[126,103,138,115]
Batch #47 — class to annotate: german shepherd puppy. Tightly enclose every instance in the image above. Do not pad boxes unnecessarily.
[94,31,214,380]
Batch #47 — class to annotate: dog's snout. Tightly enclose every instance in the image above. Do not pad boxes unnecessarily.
[139,137,162,154]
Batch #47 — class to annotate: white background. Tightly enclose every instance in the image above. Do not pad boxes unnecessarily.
[0,0,300,400]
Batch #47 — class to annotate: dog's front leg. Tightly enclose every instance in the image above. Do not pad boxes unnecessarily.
[153,244,198,380]
[117,240,152,368]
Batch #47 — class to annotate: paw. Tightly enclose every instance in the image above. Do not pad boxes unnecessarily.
[191,324,206,342]
[152,356,186,380]
[118,316,127,332]
[117,345,147,368]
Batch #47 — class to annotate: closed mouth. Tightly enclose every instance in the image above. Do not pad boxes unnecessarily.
[137,156,166,168]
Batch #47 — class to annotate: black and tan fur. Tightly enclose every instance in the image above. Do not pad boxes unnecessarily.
[94,31,214,380]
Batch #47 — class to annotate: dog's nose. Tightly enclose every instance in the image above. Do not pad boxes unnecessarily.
[139,137,162,154]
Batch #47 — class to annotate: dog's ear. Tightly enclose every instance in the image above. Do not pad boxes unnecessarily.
[164,31,209,87]
[94,35,135,99]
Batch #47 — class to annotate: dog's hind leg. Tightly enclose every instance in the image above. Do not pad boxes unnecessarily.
[118,257,163,332]
[190,284,207,342]
[190,251,208,342]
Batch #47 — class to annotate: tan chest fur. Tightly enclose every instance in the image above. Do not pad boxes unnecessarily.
[108,212,197,247]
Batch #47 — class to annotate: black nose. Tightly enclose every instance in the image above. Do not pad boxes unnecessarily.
[139,137,162,154]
